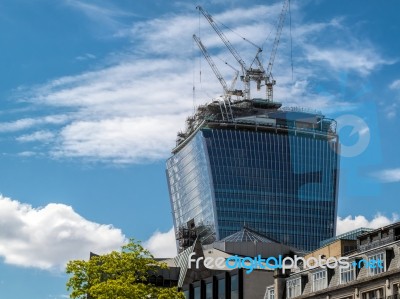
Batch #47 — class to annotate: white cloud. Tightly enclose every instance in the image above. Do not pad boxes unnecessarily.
[0,195,126,270]
[304,46,392,76]
[387,110,397,119]
[336,213,399,235]
[64,0,134,28]
[0,118,37,132]
[389,79,400,90]
[373,168,400,183]
[52,115,186,163]
[123,4,282,58]
[384,102,398,119]
[0,115,68,133]
[19,58,196,162]
[16,130,55,143]
[143,227,177,258]
[76,53,96,61]
[290,16,393,76]
[5,3,391,164]
[17,151,37,157]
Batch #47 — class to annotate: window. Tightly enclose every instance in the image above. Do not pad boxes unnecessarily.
[340,263,355,284]
[392,283,399,298]
[312,270,327,292]
[360,236,368,245]
[183,290,189,299]
[395,227,400,240]
[369,252,385,276]
[205,282,213,299]
[371,233,380,242]
[381,229,389,239]
[231,274,239,299]
[218,278,225,299]
[266,287,275,299]
[287,277,301,298]
[361,288,383,299]
[393,283,400,299]
[194,285,201,299]
[156,275,163,286]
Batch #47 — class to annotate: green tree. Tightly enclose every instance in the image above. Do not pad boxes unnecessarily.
[66,239,184,299]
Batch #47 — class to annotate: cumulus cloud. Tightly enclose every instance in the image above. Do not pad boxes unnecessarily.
[143,227,177,258]
[336,213,399,235]
[19,58,195,163]
[0,195,126,270]
[52,115,187,163]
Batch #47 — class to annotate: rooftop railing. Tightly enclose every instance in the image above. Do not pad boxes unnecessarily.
[280,106,323,115]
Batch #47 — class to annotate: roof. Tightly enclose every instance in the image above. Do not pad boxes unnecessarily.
[220,227,280,244]
[319,227,374,247]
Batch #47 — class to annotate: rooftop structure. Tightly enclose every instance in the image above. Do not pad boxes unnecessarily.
[320,227,375,248]
[266,221,400,299]
[174,100,336,152]
[161,227,297,299]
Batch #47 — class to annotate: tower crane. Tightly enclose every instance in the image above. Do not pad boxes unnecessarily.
[193,34,242,120]
[196,0,289,103]
[193,34,243,99]
[197,6,263,100]
[225,61,240,94]
[265,0,289,102]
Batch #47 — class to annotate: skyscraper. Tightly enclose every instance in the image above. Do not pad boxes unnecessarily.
[166,100,339,252]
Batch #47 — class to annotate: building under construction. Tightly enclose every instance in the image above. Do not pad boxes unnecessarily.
[166,1,340,253]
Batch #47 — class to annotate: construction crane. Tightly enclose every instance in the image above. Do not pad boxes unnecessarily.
[193,34,242,120]
[196,7,247,72]
[193,34,243,99]
[197,6,265,100]
[225,61,240,94]
[265,0,290,102]
[197,0,289,102]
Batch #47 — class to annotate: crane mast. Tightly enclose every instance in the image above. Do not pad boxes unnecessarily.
[193,34,243,121]
[193,34,229,95]
[226,62,240,93]
[266,0,289,102]
[193,34,242,98]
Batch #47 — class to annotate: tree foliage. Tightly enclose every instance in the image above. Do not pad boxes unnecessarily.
[66,239,184,299]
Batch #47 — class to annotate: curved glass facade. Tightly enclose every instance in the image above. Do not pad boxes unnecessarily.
[167,111,339,251]
[166,132,218,244]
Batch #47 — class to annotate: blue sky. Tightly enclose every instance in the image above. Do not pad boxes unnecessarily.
[0,0,400,298]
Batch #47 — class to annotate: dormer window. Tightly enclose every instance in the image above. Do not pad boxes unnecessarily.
[287,277,301,298]
[368,252,385,276]
[312,269,327,292]
[266,286,275,299]
[340,262,356,284]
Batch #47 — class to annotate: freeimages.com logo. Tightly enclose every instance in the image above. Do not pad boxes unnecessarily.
[188,253,383,274]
